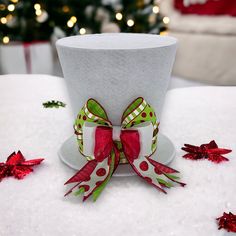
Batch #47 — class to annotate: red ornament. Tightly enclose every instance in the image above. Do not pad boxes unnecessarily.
[0,151,44,181]
[217,212,236,232]
[182,140,232,163]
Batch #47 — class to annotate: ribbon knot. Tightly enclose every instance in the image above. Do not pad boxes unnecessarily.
[112,126,122,140]
[65,97,185,201]
[93,126,141,164]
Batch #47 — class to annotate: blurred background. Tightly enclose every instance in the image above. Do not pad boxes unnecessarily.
[0,0,236,87]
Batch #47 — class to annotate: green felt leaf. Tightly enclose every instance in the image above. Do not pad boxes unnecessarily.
[74,187,85,196]
[92,150,115,202]
[165,174,180,180]
[156,178,173,188]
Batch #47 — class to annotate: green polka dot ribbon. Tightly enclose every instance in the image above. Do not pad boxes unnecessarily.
[74,97,159,163]
[64,97,185,202]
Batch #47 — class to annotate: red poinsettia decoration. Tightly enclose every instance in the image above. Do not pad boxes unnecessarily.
[0,151,44,181]
[217,212,236,232]
[182,140,232,163]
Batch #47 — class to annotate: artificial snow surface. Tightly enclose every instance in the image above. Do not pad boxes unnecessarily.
[0,75,235,236]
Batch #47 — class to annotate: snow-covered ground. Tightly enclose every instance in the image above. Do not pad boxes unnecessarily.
[0,75,235,236]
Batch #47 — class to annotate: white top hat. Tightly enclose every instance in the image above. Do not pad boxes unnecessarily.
[56,33,177,125]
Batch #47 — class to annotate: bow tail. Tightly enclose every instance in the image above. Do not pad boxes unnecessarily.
[91,148,118,201]
[64,159,97,196]
[64,148,119,201]
[146,157,186,187]
[127,156,185,193]
[64,158,110,201]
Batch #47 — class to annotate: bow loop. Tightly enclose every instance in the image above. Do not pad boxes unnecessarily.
[74,98,112,157]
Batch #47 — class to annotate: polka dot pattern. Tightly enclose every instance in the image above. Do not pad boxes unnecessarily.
[123,99,157,130]
[75,98,158,163]
[96,181,103,186]
[96,168,106,177]
[139,161,149,171]
[81,185,90,192]
[141,112,147,118]
[74,100,112,160]
[144,177,152,183]
[132,157,167,191]
[154,167,162,175]
[79,158,110,199]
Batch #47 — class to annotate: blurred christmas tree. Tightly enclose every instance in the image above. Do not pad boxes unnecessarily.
[0,0,54,42]
[0,0,169,44]
[106,0,168,34]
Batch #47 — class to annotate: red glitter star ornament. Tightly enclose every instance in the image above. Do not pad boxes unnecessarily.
[217,212,236,233]
[182,140,232,163]
[0,151,44,181]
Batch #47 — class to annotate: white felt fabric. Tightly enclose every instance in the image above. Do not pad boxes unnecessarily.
[82,122,97,157]
[82,121,154,157]
[0,74,236,236]
[112,126,121,141]
[130,122,154,156]
[56,33,177,124]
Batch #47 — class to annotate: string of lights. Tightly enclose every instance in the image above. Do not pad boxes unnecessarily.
[0,0,169,44]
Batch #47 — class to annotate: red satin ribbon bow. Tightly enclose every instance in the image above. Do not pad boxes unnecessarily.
[94,126,140,164]
[65,97,185,201]
[65,126,185,201]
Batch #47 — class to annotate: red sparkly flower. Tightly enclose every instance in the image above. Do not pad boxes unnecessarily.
[0,151,44,181]
[217,212,236,232]
[182,140,232,163]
